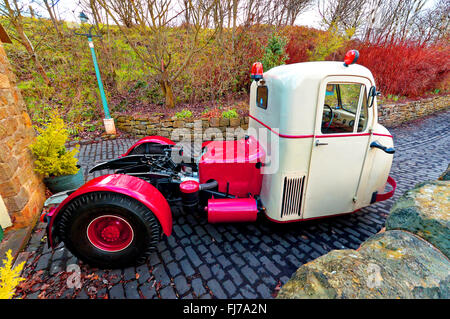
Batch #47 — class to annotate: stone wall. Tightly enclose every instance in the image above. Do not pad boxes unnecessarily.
[0,42,46,230]
[378,95,449,127]
[114,95,449,139]
[116,114,249,141]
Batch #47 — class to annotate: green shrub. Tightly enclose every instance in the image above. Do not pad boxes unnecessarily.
[261,34,289,71]
[308,23,354,61]
[175,109,192,119]
[29,112,79,178]
[221,109,238,119]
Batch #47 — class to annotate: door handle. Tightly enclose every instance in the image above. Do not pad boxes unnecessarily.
[370,141,395,154]
[315,139,328,146]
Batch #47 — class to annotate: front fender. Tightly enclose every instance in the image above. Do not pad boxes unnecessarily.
[48,174,172,248]
[122,136,176,156]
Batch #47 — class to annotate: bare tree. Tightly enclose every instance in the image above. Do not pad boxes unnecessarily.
[318,0,365,32]
[319,0,436,43]
[243,0,266,26]
[182,0,192,24]
[285,0,313,26]
[108,0,135,27]
[360,0,384,42]
[0,0,51,85]
[41,0,62,38]
[363,0,428,44]
[97,0,219,108]
[231,0,238,48]
[267,0,312,26]
[28,4,35,18]
[411,0,449,44]
[241,0,311,27]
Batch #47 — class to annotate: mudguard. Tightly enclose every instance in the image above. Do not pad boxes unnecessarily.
[47,174,172,248]
[89,155,150,173]
[122,136,176,157]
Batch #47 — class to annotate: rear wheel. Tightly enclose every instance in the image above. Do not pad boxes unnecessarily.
[57,192,160,268]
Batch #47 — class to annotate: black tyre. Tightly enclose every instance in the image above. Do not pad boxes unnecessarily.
[57,192,160,268]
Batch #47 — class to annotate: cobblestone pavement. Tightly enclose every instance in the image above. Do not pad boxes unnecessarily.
[16,109,449,299]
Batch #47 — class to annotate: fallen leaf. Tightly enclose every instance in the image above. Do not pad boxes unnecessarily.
[40,284,50,291]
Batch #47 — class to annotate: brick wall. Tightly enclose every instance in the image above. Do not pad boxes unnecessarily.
[0,42,45,230]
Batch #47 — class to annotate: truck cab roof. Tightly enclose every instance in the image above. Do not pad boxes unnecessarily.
[263,61,374,87]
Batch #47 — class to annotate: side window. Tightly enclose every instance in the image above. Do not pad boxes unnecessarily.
[256,85,268,109]
[357,87,368,132]
[321,83,364,134]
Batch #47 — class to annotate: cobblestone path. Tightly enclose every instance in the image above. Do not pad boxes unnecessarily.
[16,109,449,299]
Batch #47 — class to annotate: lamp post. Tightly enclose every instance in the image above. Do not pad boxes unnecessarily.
[75,12,116,135]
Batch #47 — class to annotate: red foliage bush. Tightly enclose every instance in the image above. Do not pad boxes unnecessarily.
[284,26,323,64]
[355,41,450,97]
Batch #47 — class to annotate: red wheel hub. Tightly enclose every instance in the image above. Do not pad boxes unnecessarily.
[87,215,134,252]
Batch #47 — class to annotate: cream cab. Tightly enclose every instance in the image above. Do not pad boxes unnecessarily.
[249,52,396,223]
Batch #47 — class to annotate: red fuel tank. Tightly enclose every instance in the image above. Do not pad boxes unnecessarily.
[199,136,265,197]
[206,198,258,223]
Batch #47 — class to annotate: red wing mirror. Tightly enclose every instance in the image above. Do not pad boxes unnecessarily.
[251,62,264,81]
[343,50,359,67]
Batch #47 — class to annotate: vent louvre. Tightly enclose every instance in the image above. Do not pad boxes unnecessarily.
[281,175,305,218]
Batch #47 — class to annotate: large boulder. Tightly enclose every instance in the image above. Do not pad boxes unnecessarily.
[438,164,450,181]
[385,180,449,258]
[277,230,450,299]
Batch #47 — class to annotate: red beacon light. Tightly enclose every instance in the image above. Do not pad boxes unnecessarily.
[251,62,264,81]
[343,50,359,67]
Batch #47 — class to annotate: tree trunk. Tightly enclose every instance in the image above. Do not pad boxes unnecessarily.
[232,0,238,50]
[4,0,51,86]
[29,5,35,18]
[16,23,51,86]
[159,76,175,109]
[43,0,62,39]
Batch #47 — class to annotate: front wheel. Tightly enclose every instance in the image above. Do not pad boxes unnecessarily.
[57,192,161,268]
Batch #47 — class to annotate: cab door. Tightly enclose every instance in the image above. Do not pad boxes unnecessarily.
[303,76,373,219]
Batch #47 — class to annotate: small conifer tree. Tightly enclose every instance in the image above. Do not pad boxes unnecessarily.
[0,250,25,299]
[29,112,79,178]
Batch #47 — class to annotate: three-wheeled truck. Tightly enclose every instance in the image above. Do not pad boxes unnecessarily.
[41,50,396,268]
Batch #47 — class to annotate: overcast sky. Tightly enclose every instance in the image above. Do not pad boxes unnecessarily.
[27,0,326,28]
[29,0,437,29]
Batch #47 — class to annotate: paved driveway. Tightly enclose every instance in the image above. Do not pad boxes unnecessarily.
[17,109,449,299]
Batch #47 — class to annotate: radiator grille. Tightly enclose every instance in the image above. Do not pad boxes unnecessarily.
[280,175,305,218]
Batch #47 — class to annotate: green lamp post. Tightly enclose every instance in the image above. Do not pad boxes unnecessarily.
[75,12,116,134]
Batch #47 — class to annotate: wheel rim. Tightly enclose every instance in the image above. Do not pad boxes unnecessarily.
[87,215,134,252]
